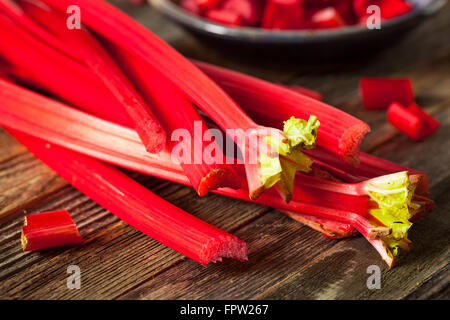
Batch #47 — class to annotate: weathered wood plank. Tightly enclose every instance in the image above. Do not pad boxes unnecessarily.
[118,211,344,300]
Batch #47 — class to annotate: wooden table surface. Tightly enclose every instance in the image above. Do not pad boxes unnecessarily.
[0,2,449,300]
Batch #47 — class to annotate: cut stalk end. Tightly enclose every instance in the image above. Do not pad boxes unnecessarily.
[197,168,242,197]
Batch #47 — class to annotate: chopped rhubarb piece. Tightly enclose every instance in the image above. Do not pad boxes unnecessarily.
[221,0,264,26]
[206,9,242,26]
[284,210,357,239]
[262,0,304,30]
[387,102,439,141]
[334,0,357,25]
[195,61,370,165]
[387,102,423,140]
[353,0,377,17]
[311,7,345,29]
[360,78,414,110]
[180,0,202,16]
[21,210,83,251]
[306,148,430,196]
[354,0,412,19]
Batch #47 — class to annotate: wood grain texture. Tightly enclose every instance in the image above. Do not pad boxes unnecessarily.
[118,211,344,300]
[0,2,449,300]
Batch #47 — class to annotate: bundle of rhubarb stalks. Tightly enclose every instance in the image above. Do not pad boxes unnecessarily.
[0,0,433,267]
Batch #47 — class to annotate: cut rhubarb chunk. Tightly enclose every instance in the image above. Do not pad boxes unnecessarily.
[21,210,83,251]
[360,77,414,110]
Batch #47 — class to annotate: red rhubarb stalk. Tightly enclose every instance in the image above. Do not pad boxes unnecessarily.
[108,45,241,196]
[305,148,429,195]
[18,0,166,153]
[205,9,243,26]
[21,210,83,251]
[360,78,414,110]
[194,60,371,166]
[0,0,74,59]
[0,79,427,234]
[0,80,374,232]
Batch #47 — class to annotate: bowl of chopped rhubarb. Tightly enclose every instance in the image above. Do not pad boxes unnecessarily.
[149,0,446,58]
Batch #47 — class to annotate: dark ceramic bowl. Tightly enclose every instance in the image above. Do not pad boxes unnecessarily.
[149,0,447,59]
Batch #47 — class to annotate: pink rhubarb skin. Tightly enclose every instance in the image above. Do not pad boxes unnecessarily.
[305,148,429,196]
[193,60,371,166]
[38,0,289,199]
[17,0,166,153]
[8,129,248,265]
[21,210,83,251]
